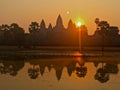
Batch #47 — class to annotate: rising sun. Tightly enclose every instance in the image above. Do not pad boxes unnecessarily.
[74,16,85,27]
[76,21,82,27]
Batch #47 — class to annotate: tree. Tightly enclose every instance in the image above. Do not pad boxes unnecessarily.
[29,22,39,33]
[104,63,119,74]
[76,66,87,78]
[0,25,4,44]
[0,60,24,77]
[76,59,87,78]
[95,68,109,83]
[94,19,110,52]
[94,63,109,83]
[95,18,100,25]
[98,21,109,31]
[28,65,39,79]
[29,22,40,46]
[0,23,25,45]
[1,24,9,31]
[0,24,11,45]
[95,18,110,35]
[10,23,25,46]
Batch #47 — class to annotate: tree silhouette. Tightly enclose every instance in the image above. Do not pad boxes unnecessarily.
[28,65,39,79]
[1,24,9,31]
[0,25,5,44]
[104,63,119,74]
[94,63,109,83]
[29,22,40,46]
[95,68,109,83]
[108,26,119,36]
[94,19,110,52]
[98,21,109,31]
[76,59,87,78]
[29,22,39,33]
[10,23,25,46]
[0,23,24,45]
[95,18,100,26]
[0,60,24,76]
[76,66,87,78]
[1,24,11,44]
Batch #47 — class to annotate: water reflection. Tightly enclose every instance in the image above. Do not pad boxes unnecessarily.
[95,62,119,83]
[28,65,39,79]
[0,56,119,83]
[76,57,87,78]
[0,59,24,76]
[95,63,110,83]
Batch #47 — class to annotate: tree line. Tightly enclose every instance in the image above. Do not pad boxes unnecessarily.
[0,23,24,46]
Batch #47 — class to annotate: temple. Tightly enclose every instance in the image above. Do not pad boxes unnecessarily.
[0,15,120,48]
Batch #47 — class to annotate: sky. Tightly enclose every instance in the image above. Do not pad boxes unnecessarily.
[0,0,120,34]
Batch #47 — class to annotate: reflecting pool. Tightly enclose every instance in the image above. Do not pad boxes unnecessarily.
[0,52,120,90]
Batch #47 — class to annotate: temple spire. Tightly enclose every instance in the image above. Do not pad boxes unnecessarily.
[48,23,52,30]
[55,14,64,29]
[40,19,46,30]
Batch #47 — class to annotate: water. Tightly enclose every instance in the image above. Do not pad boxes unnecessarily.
[0,52,120,90]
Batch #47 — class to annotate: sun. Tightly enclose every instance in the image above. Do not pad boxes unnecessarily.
[74,16,85,27]
[76,21,82,27]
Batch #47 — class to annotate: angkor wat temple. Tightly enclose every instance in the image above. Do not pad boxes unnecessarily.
[0,15,120,47]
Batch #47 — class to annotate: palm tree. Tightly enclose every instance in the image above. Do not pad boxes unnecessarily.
[29,22,39,33]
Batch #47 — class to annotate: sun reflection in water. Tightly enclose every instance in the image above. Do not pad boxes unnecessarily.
[73,52,83,57]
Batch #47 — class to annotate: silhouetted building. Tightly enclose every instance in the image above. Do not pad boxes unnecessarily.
[54,14,65,30]
[1,16,120,47]
[48,23,53,30]
[40,19,46,31]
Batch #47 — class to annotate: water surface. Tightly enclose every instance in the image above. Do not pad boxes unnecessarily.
[0,52,120,90]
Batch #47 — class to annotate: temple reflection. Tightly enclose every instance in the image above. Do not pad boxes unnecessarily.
[66,60,76,76]
[0,56,119,83]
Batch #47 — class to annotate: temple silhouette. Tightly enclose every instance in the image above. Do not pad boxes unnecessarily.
[0,15,120,48]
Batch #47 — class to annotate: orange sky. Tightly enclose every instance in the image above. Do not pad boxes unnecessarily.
[0,0,120,35]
